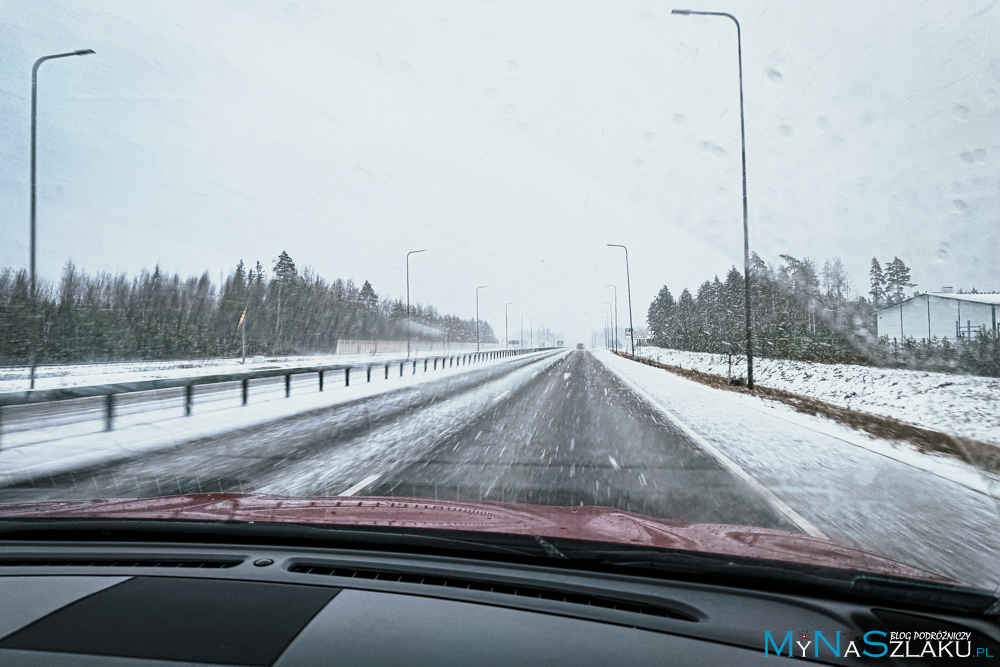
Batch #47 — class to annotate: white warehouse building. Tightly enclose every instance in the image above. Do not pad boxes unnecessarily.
[876,291,1000,342]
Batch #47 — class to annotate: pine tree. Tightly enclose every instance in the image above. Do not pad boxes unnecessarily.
[869,257,885,308]
[359,280,378,310]
[273,251,297,285]
[883,257,913,304]
[647,285,675,347]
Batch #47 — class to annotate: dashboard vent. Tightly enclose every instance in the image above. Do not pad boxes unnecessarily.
[0,558,240,569]
[289,563,695,621]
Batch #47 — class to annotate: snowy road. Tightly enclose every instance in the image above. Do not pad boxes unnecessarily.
[1,349,997,589]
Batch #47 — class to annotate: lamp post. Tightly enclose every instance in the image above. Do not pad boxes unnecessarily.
[604,302,615,350]
[607,244,635,355]
[505,302,514,348]
[530,318,536,349]
[520,313,526,349]
[605,284,619,350]
[406,249,426,358]
[475,285,487,352]
[28,48,96,389]
[671,8,754,389]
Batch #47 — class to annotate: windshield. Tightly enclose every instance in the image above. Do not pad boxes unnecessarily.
[0,0,997,595]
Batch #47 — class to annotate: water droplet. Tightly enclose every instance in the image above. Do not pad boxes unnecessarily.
[632,158,646,168]
[960,148,986,163]
[505,60,518,73]
[642,131,656,143]
[936,242,950,260]
[398,60,412,72]
[816,116,830,129]
[953,199,968,210]
[699,140,726,157]
[766,68,782,82]
[778,124,793,136]
[952,104,971,122]
[672,113,686,125]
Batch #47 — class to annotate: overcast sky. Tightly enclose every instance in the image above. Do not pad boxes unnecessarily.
[1,0,997,342]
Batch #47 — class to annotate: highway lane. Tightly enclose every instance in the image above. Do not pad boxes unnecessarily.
[0,350,797,532]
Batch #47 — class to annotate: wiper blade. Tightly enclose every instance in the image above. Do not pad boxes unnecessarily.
[0,518,549,559]
[547,544,999,616]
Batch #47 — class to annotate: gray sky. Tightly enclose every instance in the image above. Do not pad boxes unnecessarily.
[1,0,998,342]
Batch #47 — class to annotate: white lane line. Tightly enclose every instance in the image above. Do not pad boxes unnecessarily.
[598,354,827,539]
[608,455,621,470]
[340,473,382,497]
[493,390,511,403]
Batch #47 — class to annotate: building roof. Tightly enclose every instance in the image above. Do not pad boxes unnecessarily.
[924,292,1000,304]
[877,292,1000,311]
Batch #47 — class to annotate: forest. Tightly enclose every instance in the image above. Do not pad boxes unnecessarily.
[0,251,497,364]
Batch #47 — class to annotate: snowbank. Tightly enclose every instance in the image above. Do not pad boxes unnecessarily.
[635,347,1000,446]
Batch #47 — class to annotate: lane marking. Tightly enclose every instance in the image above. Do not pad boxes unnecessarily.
[340,473,382,497]
[493,390,511,403]
[608,455,621,470]
[597,354,828,539]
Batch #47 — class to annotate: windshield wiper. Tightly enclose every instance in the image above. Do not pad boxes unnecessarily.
[541,543,999,616]
[0,518,550,559]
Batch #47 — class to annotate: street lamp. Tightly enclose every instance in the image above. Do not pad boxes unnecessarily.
[406,249,426,358]
[605,284,619,350]
[505,302,514,348]
[530,318,536,348]
[671,8,754,389]
[29,48,96,389]
[604,302,615,350]
[520,313,526,349]
[607,244,635,355]
[475,285,487,352]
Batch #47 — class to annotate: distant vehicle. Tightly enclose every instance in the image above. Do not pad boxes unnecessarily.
[576,343,585,350]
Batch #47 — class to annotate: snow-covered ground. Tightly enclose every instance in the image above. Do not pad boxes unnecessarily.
[634,346,1000,446]
[0,349,506,393]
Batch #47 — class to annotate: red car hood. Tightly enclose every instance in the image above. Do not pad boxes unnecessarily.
[0,493,951,584]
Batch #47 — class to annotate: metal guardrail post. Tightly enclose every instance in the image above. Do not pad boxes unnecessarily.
[384,364,389,379]
[184,385,193,416]
[319,371,324,392]
[424,359,428,372]
[412,360,416,375]
[285,374,291,397]
[345,368,350,387]
[104,393,114,431]
[367,366,372,382]
[242,378,249,405]
[399,361,404,377]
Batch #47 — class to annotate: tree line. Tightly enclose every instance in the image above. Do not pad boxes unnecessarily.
[0,251,497,365]
[646,254,999,377]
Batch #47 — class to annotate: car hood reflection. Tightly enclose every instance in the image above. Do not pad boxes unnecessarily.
[0,493,951,583]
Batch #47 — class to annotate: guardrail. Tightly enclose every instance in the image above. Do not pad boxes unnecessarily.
[0,348,554,442]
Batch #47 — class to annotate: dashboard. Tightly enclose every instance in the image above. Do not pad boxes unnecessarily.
[0,541,997,666]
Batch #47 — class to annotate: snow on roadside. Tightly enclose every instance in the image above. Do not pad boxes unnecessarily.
[635,346,1000,446]
[0,351,478,393]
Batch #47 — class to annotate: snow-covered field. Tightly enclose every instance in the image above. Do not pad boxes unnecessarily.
[634,346,1000,446]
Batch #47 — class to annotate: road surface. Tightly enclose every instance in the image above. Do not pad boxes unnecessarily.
[1,349,997,589]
